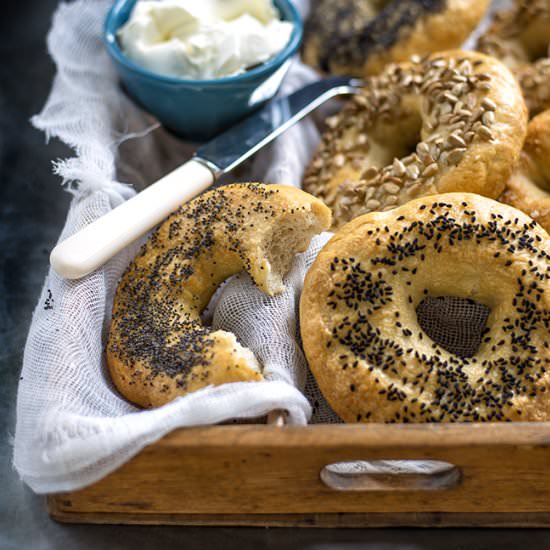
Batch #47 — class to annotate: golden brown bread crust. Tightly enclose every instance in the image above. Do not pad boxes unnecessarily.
[477,0,550,117]
[501,110,550,233]
[303,50,528,229]
[107,183,331,408]
[302,0,489,76]
[300,193,550,423]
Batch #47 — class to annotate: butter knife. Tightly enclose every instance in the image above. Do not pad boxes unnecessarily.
[50,76,362,279]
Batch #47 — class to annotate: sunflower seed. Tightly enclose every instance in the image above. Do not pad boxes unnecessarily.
[477,126,493,140]
[448,133,466,148]
[416,142,430,156]
[334,154,345,167]
[430,144,441,160]
[452,84,466,97]
[443,92,459,104]
[440,102,453,115]
[453,100,464,113]
[363,166,378,180]
[481,97,497,111]
[392,158,406,177]
[422,163,439,177]
[407,164,420,179]
[482,111,495,125]
[448,148,466,164]
[465,93,477,109]
[382,182,401,194]
[326,116,339,129]
[366,199,381,210]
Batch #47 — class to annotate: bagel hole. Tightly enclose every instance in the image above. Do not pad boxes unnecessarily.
[416,296,491,358]
[518,24,550,63]
[367,100,423,169]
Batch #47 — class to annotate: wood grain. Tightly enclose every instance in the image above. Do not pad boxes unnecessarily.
[47,506,550,528]
[48,423,550,525]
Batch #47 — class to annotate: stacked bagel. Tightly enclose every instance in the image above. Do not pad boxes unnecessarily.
[303,50,528,228]
[302,0,490,76]
[475,0,550,236]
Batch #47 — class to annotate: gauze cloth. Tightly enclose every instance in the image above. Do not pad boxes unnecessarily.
[14,0,505,494]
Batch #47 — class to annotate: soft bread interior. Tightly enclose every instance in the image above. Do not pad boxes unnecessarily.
[263,211,327,295]
[214,330,262,373]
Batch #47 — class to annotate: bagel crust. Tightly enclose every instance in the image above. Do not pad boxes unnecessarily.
[304,50,528,229]
[300,193,550,423]
[302,0,489,76]
[477,0,550,117]
[107,183,331,408]
[501,109,550,233]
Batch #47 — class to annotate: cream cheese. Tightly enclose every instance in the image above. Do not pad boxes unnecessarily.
[117,0,293,80]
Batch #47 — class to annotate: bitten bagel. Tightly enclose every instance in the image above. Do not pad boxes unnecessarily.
[107,183,331,408]
[501,109,550,233]
[303,50,528,229]
[300,193,550,423]
[302,0,489,76]
[477,0,550,117]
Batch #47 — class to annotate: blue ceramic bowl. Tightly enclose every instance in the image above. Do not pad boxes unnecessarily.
[104,0,303,141]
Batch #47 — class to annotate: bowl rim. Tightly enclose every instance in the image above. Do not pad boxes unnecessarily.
[103,0,303,86]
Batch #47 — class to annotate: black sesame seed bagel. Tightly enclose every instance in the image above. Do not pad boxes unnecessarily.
[477,0,550,117]
[303,50,528,229]
[300,193,550,423]
[107,183,331,408]
[501,109,550,233]
[302,0,489,76]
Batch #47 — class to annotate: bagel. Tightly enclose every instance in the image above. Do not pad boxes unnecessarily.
[300,193,550,423]
[302,0,490,76]
[501,109,550,233]
[107,183,331,408]
[477,0,550,117]
[303,50,528,229]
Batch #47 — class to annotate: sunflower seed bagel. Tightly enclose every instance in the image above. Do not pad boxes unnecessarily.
[477,0,550,117]
[300,193,550,423]
[107,183,331,408]
[501,109,550,233]
[302,0,489,76]
[303,50,528,229]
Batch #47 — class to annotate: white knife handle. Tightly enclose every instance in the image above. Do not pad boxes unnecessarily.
[50,160,215,279]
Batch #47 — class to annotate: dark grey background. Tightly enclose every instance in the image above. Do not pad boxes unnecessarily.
[1,1,549,548]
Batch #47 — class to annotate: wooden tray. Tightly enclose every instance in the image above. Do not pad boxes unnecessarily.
[48,421,550,527]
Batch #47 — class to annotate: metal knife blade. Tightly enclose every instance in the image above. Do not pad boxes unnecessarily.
[195,76,363,177]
